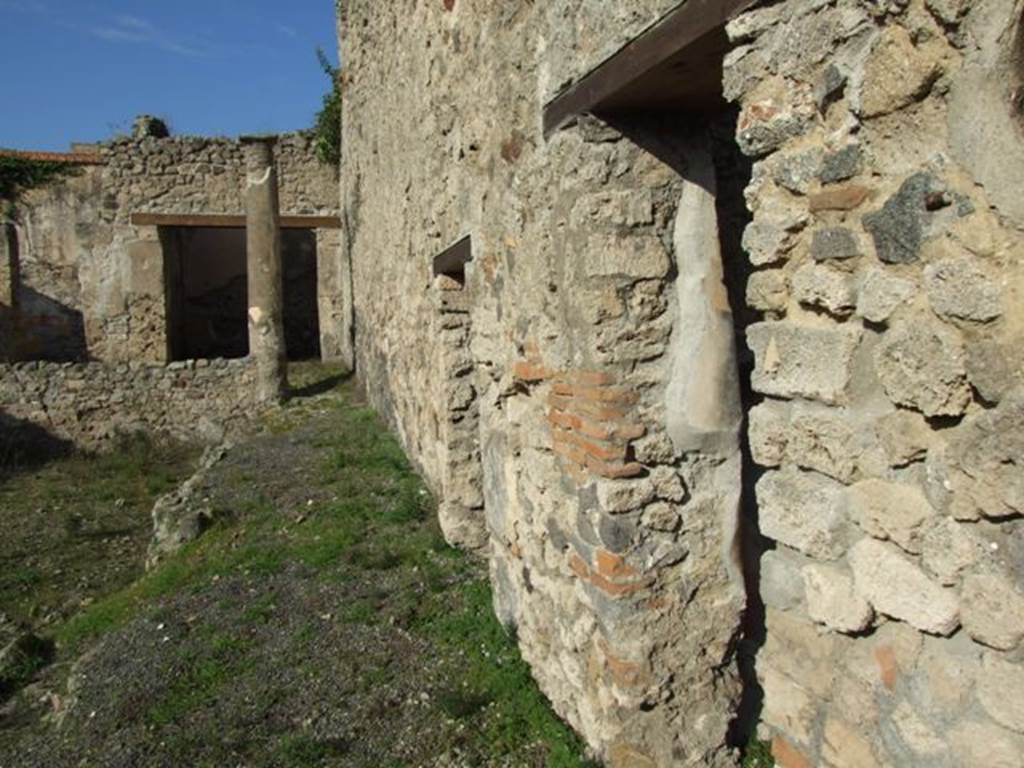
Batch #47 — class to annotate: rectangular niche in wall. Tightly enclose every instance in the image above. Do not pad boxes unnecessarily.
[161,226,321,362]
[432,235,473,287]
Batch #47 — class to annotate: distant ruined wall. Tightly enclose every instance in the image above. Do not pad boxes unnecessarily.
[0,358,259,450]
[2,164,104,362]
[3,133,339,364]
[726,0,1024,765]
[340,2,746,765]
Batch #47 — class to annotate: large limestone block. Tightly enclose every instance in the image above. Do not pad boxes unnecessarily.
[978,654,1024,733]
[126,240,165,298]
[821,718,880,768]
[761,549,806,611]
[943,389,1024,520]
[857,268,915,324]
[747,321,862,405]
[949,0,1024,227]
[581,233,670,280]
[757,469,847,560]
[850,538,959,635]
[762,607,839,697]
[962,574,1024,651]
[665,150,743,456]
[874,319,971,417]
[802,563,874,633]
[759,665,817,745]
[949,721,1024,768]
[924,253,1003,323]
[845,479,936,554]
[890,700,947,758]
[910,635,981,719]
[920,517,981,586]
[857,26,942,118]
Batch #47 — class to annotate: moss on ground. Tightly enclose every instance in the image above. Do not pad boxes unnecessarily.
[1,365,597,767]
[0,433,198,629]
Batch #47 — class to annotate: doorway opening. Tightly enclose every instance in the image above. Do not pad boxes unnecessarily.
[162,226,321,362]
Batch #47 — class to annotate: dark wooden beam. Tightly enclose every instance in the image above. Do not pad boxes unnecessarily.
[432,236,473,279]
[542,0,760,136]
[129,213,341,229]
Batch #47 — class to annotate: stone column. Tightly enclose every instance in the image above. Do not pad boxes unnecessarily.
[241,135,287,403]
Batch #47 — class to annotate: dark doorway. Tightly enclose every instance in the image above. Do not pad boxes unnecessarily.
[163,227,248,361]
[282,230,321,361]
[162,227,320,362]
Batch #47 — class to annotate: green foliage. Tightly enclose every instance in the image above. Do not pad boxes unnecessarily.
[0,156,78,204]
[34,369,595,765]
[418,579,599,767]
[741,739,775,768]
[0,433,198,635]
[313,47,342,167]
[145,632,251,727]
[0,634,54,702]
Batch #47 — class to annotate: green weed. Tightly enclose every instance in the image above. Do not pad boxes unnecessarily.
[742,740,774,768]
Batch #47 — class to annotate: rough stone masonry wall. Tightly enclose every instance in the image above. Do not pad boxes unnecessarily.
[0,357,258,451]
[3,133,339,363]
[725,0,1024,766]
[1,164,104,362]
[340,2,745,766]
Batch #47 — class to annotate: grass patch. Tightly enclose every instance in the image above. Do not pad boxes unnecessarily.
[414,579,598,768]
[146,633,252,727]
[0,432,198,628]
[273,734,350,767]
[0,634,54,702]
[5,369,596,767]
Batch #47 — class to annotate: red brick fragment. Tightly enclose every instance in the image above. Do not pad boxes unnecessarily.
[772,735,813,768]
[513,360,550,383]
[586,456,644,479]
[595,550,639,580]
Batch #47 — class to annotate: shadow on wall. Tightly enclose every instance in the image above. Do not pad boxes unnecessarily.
[604,109,764,748]
[6,286,88,363]
[1,223,88,363]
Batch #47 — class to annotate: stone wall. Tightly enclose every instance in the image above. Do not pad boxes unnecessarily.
[2,133,340,363]
[726,0,1024,765]
[340,2,747,765]
[340,0,1024,766]
[0,358,258,451]
[1,164,104,362]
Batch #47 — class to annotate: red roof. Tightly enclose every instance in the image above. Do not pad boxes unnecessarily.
[0,148,104,165]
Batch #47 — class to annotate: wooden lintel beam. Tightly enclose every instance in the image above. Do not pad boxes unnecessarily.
[542,0,761,137]
[433,236,473,278]
[129,213,341,229]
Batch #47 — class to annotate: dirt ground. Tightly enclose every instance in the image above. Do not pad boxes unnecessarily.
[0,364,595,768]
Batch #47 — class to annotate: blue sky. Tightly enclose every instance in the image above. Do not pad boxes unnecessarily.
[0,0,339,151]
